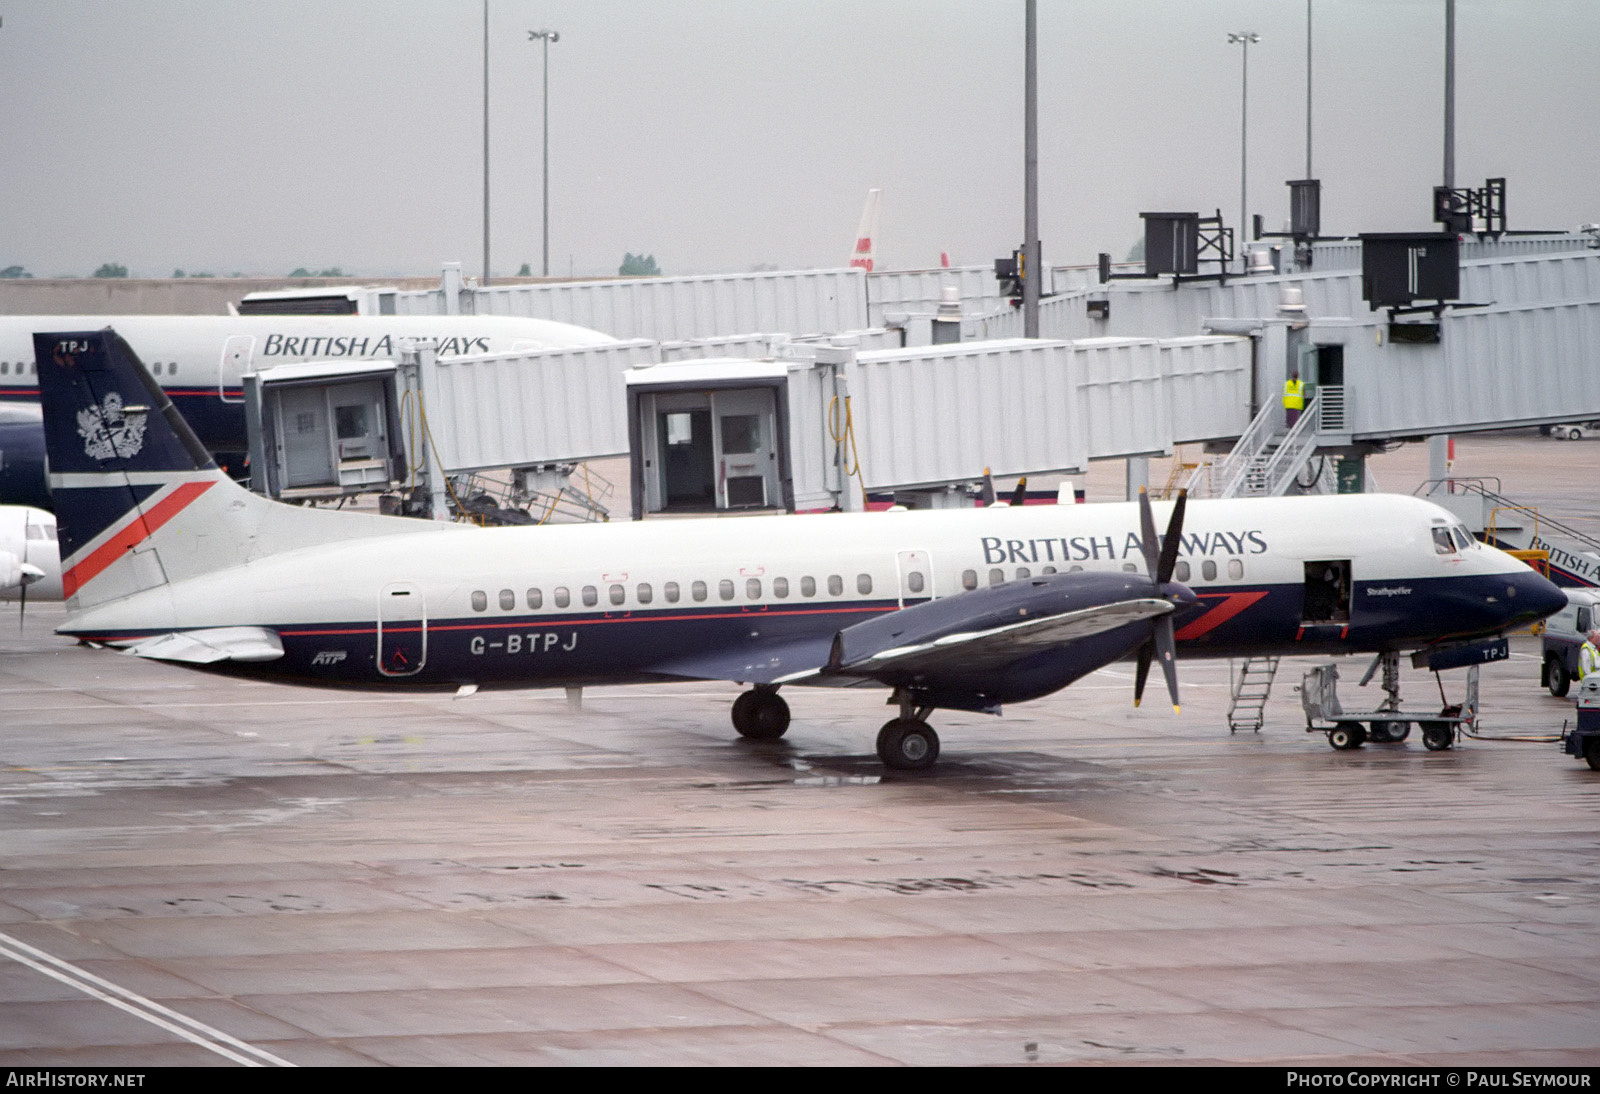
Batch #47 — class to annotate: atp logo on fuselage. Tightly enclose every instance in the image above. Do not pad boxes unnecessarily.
[311,650,348,666]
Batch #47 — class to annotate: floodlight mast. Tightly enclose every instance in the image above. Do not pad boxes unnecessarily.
[1227,31,1260,272]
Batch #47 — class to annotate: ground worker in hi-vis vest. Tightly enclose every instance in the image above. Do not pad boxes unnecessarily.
[1581,629,1600,681]
[1283,370,1305,428]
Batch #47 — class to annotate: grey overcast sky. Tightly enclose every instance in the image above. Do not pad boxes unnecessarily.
[1,0,1595,279]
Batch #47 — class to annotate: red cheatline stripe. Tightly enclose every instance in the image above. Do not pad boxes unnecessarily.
[1173,589,1269,641]
[62,480,215,598]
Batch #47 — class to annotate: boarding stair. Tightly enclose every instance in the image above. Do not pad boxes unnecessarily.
[448,462,614,526]
[1414,477,1600,587]
[1186,390,1331,499]
[1227,656,1281,733]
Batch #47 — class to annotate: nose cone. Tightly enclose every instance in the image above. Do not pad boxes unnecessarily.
[1161,580,1199,609]
[1509,568,1569,627]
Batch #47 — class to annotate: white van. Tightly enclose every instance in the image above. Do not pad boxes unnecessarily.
[1541,587,1600,695]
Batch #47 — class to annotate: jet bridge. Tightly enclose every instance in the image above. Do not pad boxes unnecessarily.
[623,335,1252,519]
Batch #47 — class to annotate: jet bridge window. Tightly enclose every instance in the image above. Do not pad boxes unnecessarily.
[1303,560,1352,624]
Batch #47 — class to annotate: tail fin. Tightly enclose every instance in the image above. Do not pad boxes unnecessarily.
[849,188,882,272]
[34,328,415,611]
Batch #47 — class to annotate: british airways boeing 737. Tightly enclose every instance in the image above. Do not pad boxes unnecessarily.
[32,329,1565,769]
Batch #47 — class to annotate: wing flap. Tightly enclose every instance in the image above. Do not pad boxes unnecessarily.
[112,626,284,664]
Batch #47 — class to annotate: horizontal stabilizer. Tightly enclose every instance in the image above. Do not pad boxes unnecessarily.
[112,626,284,664]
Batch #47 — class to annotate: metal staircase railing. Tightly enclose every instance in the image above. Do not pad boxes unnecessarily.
[1228,656,1280,733]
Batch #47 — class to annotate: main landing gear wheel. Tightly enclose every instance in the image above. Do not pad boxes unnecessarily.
[731,688,790,740]
[876,718,940,771]
[1547,657,1572,698]
[1368,721,1411,743]
[1420,720,1455,751]
[1584,738,1600,772]
[1328,722,1367,751]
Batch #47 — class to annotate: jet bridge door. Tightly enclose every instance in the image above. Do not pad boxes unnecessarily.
[377,582,427,677]
[715,388,779,509]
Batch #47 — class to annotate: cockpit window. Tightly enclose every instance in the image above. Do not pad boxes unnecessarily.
[1452,526,1473,551]
[1432,528,1456,555]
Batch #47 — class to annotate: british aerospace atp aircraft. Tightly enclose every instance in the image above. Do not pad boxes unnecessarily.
[33,329,1564,769]
[0,313,615,508]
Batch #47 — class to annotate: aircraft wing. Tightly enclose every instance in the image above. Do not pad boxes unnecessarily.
[828,598,1174,680]
[646,632,839,686]
[107,626,285,664]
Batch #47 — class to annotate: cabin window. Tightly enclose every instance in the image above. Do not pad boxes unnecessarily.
[907,572,924,593]
[663,581,679,603]
[1041,566,1056,575]
[1068,564,1083,573]
[637,583,652,604]
[526,588,542,609]
[801,576,817,597]
[1175,560,1191,582]
[1122,563,1139,573]
[719,579,735,601]
[554,586,570,608]
[962,569,977,590]
[989,568,1004,586]
[857,573,872,595]
[773,577,789,598]
[828,575,843,596]
[609,584,625,606]
[581,585,598,607]
[1432,528,1455,555]
[168,362,177,375]
[1201,560,1217,581]
[498,589,514,610]
[692,580,707,602]
[1228,559,1244,580]
[471,590,488,612]
[746,578,762,599]
[1016,567,1030,579]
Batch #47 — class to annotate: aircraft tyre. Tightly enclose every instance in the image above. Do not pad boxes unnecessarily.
[1369,721,1410,743]
[1547,657,1571,698]
[1420,721,1454,751]
[1584,738,1600,772]
[876,718,940,770]
[732,689,790,740]
[1328,722,1367,751]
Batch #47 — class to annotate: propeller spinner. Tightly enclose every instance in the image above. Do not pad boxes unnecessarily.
[1133,487,1189,712]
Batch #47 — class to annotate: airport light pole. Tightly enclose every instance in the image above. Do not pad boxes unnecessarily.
[1228,31,1259,270]
[483,0,491,286]
[529,29,560,278]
